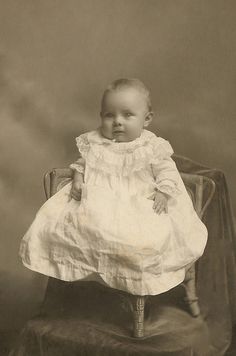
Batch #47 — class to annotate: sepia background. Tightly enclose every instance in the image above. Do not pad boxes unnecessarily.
[0,0,235,333]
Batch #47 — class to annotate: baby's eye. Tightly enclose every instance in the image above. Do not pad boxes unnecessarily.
[124,112,133,118]
[104,113,114,119]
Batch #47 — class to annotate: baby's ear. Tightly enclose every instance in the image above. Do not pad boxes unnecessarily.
[143,112,153,127]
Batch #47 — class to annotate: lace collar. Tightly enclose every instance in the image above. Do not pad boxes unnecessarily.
[75,128,173,176]
[83,128,157,151]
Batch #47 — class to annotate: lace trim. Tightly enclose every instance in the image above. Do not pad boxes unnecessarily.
[75,129,174,176]
[155,184,181,198]
[69,163,85,174]
[70,157,85,174]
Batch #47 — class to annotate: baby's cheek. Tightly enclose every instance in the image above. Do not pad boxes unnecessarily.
[101,124,113,139]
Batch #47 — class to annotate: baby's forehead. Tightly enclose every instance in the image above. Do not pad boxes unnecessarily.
[107,85,144,95]
[101,88,150,114]
[103,86,148,104]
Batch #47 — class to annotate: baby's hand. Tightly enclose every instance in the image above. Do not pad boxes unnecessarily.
[70,171,84,201]
[149,190,168,214]
[70,181,82,201]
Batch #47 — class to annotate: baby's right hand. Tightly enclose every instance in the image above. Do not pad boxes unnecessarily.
[70,181,82,200]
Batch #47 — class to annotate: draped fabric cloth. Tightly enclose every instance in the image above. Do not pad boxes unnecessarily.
[12,155,236,356]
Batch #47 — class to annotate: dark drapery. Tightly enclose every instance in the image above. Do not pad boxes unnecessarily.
[11,155,236,356]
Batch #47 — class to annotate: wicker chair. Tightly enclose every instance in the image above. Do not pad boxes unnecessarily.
[43,168,215,338]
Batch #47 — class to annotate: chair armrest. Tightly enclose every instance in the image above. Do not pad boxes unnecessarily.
[44,168,73,199]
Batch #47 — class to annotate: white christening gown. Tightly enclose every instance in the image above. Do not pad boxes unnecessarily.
[20,129,207,296]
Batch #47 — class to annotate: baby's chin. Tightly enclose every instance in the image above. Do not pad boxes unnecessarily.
[100,128,141,143]
[99,129,123,142]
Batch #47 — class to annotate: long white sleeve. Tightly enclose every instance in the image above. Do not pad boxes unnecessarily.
[151,156,181,198]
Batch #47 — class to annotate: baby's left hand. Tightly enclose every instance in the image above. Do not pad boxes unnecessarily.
[149,190,168,214]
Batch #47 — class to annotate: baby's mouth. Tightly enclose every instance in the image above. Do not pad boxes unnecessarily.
[113,130,124,134]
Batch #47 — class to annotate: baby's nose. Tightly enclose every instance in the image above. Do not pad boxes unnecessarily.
[113,115,123,125]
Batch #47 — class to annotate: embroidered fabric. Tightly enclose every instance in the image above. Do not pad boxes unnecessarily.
[69,158,85,174]
[69,162,85,174]
[75,129,174,176]
[155,183,181,198]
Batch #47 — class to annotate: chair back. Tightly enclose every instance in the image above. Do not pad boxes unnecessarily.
[180,173,215,218]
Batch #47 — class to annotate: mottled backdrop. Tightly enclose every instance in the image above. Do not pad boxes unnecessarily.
[0,0,235,331]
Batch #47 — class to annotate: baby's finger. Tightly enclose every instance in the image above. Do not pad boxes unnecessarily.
[71,194,79,201]
[154,203,164,214]
[153,200,161,208]
[71,190,81,200]
[153,201,160,210]
[158,208,165,215]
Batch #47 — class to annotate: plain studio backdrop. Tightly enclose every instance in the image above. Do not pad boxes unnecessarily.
[0,0,235,332]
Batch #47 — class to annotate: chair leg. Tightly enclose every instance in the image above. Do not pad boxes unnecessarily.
[132,295,145,338]
[182,264,200,317]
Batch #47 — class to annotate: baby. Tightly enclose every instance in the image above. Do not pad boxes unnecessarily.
[20,78,207,296]
[71,79,167,215]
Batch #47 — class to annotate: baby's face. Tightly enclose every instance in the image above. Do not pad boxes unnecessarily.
[100,88,152,142]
